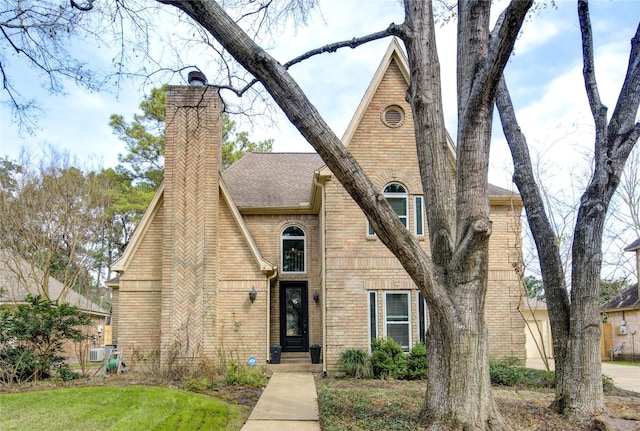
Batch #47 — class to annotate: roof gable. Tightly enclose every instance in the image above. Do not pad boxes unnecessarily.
[112,177,275,275]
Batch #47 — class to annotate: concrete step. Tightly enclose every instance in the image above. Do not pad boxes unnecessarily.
[266,363,323,373]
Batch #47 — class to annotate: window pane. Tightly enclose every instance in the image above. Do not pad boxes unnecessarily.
[384,183,407,194]
[386,293,408,321]
[283,226,304,237]
[387,323,410,350]
[282,232,304,272]
[415,196,423,236]
[369,292,377,342]
[388,197,407,216]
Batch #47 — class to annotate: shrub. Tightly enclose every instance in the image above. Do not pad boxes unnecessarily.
[406,342,428,380]
[340,348,373,379]
[0,294,91,382]
[489,357,554,389]
[223,360,268,387]
[370,338,407,379]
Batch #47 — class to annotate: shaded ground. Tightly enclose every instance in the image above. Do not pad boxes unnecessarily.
[317,378,640,431]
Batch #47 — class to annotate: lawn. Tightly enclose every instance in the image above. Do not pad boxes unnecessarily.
[0,385,249,431]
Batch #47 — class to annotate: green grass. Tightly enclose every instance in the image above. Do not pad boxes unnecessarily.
[0,385,248,431]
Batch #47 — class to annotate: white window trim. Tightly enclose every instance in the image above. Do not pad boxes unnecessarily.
[281,225,307,274]
[368,291,378,352]
[383,291,412,352]
[414,196,424,237]
[367,182,409,237]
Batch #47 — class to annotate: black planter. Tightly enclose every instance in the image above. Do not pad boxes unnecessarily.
[310,345,321,364]
[270,345,282,364]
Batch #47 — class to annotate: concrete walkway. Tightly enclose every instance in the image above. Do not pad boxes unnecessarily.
[527,358,640,393]
[241,372,321,431]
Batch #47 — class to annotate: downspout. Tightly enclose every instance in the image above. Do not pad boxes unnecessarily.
[313,172,327,375]
[266,268,277,363]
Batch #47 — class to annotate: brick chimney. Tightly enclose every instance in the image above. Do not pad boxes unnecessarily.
[161,80,222,360]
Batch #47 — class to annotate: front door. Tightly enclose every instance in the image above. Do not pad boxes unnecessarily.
[280,281,309,352]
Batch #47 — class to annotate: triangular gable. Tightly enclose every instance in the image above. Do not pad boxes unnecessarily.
[111,183,165,273]
[219,177,276,274]
[340,38,456,159]
[112,178,276,275]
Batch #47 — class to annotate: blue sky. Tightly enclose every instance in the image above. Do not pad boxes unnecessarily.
[1,0,638,193]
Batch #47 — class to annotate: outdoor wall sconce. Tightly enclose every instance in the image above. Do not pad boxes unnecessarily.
[249,287,257,303]
[313,292,320,303]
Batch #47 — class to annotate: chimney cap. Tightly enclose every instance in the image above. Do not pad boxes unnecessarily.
[188,71,208,86]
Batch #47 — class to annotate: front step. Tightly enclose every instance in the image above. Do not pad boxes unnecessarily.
[267,351,323,373]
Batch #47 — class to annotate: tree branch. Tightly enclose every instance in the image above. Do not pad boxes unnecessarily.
[495,76,571,347]
[214,25,403,97]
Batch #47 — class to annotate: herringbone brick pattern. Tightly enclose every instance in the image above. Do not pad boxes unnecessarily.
[162,87,220,359]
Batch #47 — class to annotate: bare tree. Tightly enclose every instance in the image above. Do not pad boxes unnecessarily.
[496,0,640,416]
[0,148,112,303]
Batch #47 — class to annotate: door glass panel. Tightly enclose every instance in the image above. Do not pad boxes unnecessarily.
[286,288,303,336]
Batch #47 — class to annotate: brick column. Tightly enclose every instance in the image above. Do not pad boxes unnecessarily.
[162,85,221,361]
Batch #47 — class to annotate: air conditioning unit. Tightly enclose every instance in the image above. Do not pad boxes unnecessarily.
[618,325,628,335]
[90,347,105,362]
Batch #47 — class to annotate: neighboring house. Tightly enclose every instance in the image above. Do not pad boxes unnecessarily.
[110,40,526,373]
[521,298,553,361]
[601,237,640,361]
[0,249,111,356]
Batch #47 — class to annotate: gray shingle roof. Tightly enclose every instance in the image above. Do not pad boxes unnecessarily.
[222,152,519,209]
[0,249,109,315]
[222,153,324,208]
[601,284,639,311]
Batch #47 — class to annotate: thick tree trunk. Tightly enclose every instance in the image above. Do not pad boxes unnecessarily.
[496,1,639,416]
[421,275,508,430]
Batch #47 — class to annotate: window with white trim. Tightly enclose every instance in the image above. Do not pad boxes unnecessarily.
[414,196,424,237]
[368,182,408,236]
[281,225,305,273]
[384,292,411,352]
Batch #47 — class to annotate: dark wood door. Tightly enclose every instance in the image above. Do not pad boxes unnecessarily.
[280,281,309,352]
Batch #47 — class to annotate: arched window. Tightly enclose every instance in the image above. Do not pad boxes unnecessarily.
[368,182,408,235]
[282,226,305,273]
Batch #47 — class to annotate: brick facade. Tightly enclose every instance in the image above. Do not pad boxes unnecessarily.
[110,41,525,372]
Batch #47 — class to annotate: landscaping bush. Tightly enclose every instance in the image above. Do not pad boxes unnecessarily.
[370,338,408,379]
[489,357,554,389]
[406,342,428,380]
[340,348,373,379]
[223,360,268,387]
[0,294,91,383]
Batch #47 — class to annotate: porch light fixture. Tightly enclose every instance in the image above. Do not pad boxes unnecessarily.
[313,292,320,303]
[249,287,257,303]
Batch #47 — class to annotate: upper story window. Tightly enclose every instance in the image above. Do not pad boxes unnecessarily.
[368,182,408,235]
[282,226,305,273]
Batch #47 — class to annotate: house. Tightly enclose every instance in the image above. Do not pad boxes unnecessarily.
[521,298,553,362]
[601,237,640,361]
[110,40,525,373]
[0,249,111,355]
